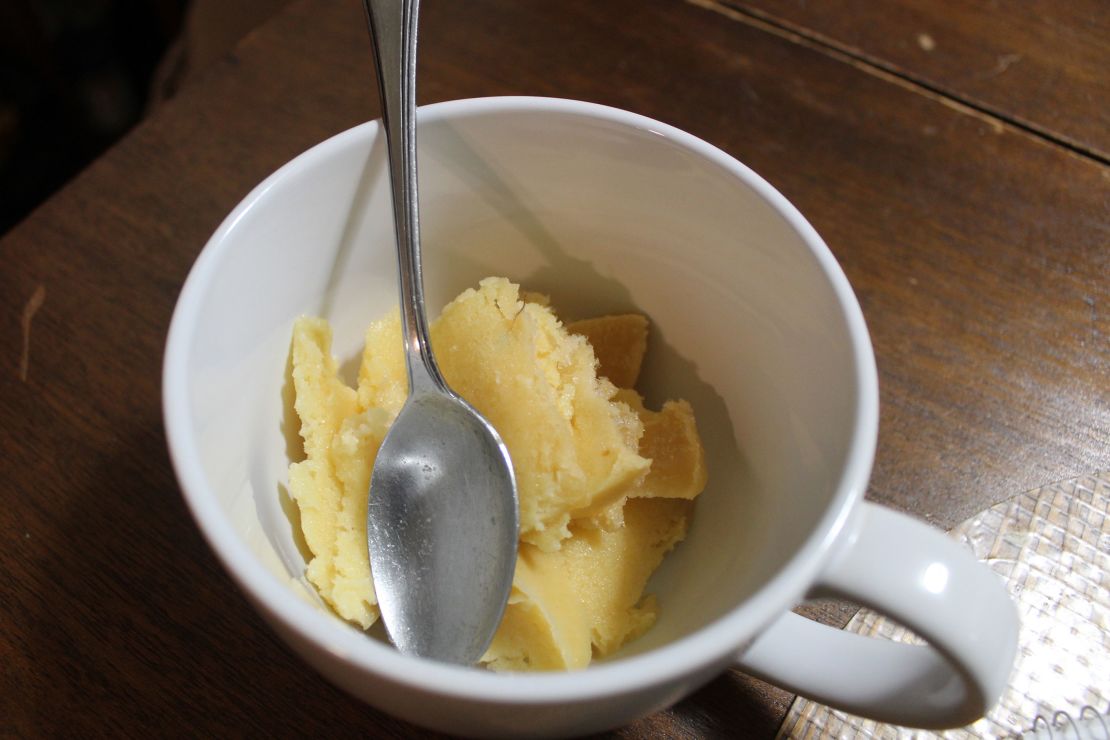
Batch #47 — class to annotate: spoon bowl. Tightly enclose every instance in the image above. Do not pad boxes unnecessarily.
[368,390,518,663]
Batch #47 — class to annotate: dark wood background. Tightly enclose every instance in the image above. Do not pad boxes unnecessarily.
[2,0,1106,736]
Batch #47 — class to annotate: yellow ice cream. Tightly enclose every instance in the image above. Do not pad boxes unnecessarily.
[288,277,707,669]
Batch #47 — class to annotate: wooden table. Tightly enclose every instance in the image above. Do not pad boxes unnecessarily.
[2,0,1106,735]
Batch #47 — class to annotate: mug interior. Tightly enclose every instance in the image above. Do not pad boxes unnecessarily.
[172,98,868,666]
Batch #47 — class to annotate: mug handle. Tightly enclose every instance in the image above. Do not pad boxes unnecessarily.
[736,502,1019,729]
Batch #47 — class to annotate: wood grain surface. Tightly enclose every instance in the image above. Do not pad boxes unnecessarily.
[720,0,1110,160]
[1,0,1106,736]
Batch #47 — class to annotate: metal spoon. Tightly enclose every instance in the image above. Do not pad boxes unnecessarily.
[361,0,518,664]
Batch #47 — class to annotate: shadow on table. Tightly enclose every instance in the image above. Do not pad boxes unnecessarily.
[17,415,425,737]
[613,669,788,738]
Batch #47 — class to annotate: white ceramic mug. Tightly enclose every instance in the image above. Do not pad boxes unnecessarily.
[164,97,1018,737]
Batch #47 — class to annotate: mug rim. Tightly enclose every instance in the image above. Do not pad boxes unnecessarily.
[162,95,879,704]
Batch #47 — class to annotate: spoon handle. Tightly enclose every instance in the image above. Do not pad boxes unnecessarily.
[363,0,444,395]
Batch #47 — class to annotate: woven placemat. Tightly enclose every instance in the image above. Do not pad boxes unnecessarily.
[777,473,1110,739]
